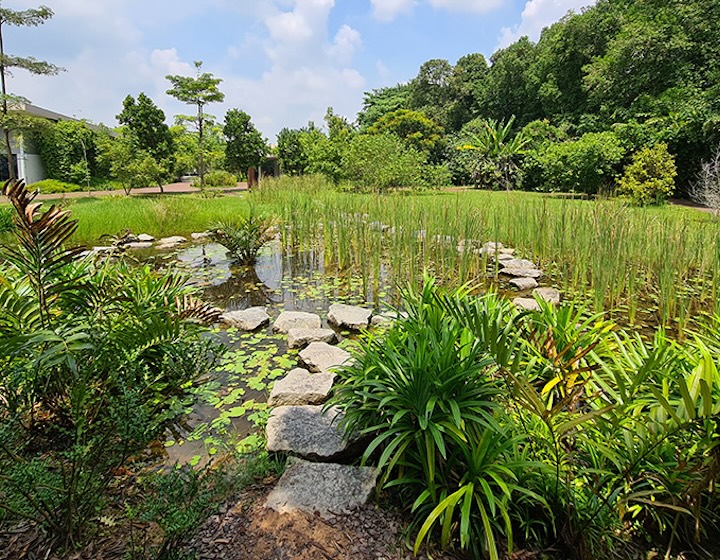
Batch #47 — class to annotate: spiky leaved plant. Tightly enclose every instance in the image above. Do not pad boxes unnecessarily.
[210,212,276,265]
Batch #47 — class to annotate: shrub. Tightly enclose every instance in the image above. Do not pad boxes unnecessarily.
[202,169,237,188]
[28,178,84,193]
[0,180,221,549]
[689,143,720,209]
[525,131,625,193]
[0,206,12,233]
[616,143,677,205]
[210,212,276,265]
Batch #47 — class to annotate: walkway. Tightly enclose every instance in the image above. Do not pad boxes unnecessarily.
[33,180,248,201]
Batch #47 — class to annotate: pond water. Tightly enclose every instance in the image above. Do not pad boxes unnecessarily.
[145,241,394,467]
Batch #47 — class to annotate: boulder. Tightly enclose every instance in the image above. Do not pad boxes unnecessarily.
[137,233,155,242]
[158,235,188,245]
[266,405,349,461]
[501,267,543,278]
[288,328,337,349]
[273,311,322,333]
[265,459,379,518]
[534,287,561,305]
[513,297,541,312]
[327,303,372,331]
[191,232,211,240]
[299,342,351,373]
[509,277,539,291]
[268,368,335,406]
[124,241,154,250]
[222,307,270,331]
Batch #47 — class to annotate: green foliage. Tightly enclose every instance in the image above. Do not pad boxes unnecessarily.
[525,130,625,193]
[28,178,83,193]
[0,205,12,233]
[276,127,308,176]
[616,143,678,206]
[223,108,267,176]
[457,116,528,190]
[0,180,221,548]
[341,133,431,192]
[202,169,237,188]
[210,213,276,265]
[98,132,169,195]
[357,83,411,132]
[368,109,445,163]
[33,120,103,184]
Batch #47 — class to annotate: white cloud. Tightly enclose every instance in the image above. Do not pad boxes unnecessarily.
[497,0,596,49]
[428,0,503,13]
[370,0,417,22]
[328,25,363,64]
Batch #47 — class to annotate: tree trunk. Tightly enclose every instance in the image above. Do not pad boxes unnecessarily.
[0,22,17,182]
[197,102,204,187]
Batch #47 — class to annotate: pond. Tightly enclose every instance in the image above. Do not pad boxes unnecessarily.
[144,240,395,467]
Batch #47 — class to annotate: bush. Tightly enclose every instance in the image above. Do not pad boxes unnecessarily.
[210,212,276,265]
[202,170,237,188]
[616,143,677,205]
[0,206,13,233]
[524,131,625,193]
[28,178,84,193]
[341,133,430,192]
[0,181,221,549]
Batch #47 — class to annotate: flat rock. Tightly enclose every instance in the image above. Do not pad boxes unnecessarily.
[299,342,351,373]
[266,405,349,460]
[124,241,153,250]
[500,248,515,255]
[288,328,337,349]
[502,258,536,269]
[533,287,561,305]
[222,307,270,331]
[158,235,187,245]
[273,311,322,333]
[513,297,541,311]
[483,241,504,251]
[191,232,211,240]
[268,368,336,406]
[327,303,372,331]
[137,233,155,242]
[265,459,379,518]
[501,267,543,278]
[498,252,515,261]
[509,277,539,290]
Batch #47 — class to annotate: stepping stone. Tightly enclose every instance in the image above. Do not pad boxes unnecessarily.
[370,314,393,327]
[299,342,351,373]
[510,277,539,291]
[483,241,504,251]
[327,303,372,331]
[500,248,515,255]
[502,258,536,269]
[191,232,211,240]
[222,307,270,331]
[268,368,335,406]
[501,267,543,278]
[137,233,155,242]
[288,328,337,349]
[498,252,515,261]
[265,459,379,518]
[158,235,188,245]
[533,287,561,305]
[124,241,153,250]
[266,405,349,460]
[513,297,541,311]
[273,311,322,333]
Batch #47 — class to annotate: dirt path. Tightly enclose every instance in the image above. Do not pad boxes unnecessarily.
[33,181,248,201]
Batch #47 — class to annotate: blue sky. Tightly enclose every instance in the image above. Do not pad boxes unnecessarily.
[4,0,594,141]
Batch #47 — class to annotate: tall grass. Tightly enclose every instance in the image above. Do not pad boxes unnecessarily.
[253,176,720,332]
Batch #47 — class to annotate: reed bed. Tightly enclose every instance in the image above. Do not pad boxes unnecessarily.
[253,176,720,333]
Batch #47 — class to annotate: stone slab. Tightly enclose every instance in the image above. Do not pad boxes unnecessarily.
[502,258,536,269]
[513,297,541,311]
[124,241,154,250]
[222,307,270,331]
[268,368,336,406]
[299,342,351,373]
[273,311,322,333]
[191,232,211,240]
[327,303,372,331]
[265,459,379,518]
[501,267,543,279]
[266,405,348,460]
[509,277,539,291]
[288,328,337,349]
[158,236,188,245]
[533,287,561,305]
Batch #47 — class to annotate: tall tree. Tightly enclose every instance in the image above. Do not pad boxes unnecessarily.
[117,92,174,191]
[0,4,62,180]
[357,83,411,132]
[223,109,267,178]
[276,127,307,176]
[166,61,224,186]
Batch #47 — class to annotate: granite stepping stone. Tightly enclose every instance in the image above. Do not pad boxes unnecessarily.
[273,311,322,334]
[287,328,338,349]
[265,459,379,518]
[299,342,351,373]
[266,405,349,461]
[268,368,336,407]
[502,267,543,278]
[327,303,372,331]
[533,287,561,305]
[222,307,270,331]
[509,277,539,290]
[513,297,541,311]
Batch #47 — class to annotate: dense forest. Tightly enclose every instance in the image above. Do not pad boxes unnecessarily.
[275,0,720,197]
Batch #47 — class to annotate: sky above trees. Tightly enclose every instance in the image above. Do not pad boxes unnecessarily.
[4,0,593,139]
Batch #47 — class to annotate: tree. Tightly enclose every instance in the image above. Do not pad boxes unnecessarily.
[98,132,167,195]
[368,109,445,163]
[0,4,63,180]
[166,61,224,186]
[117,93,175,190]
[276,127,308,176]
[357,83,411,132]
[223,109,267,179]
